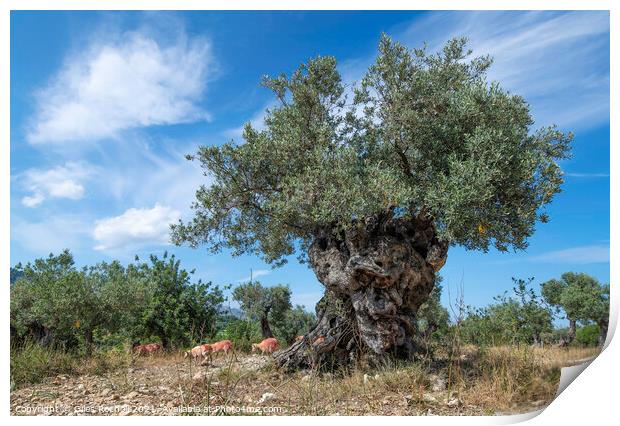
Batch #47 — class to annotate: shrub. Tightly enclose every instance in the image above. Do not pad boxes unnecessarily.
[215,319,262,352]
[576,324,600,347]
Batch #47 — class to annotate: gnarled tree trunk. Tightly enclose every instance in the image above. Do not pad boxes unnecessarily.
[275,210,447,371]
[560,319,577,347]
[597,319,608,347]
[260,305,274,339]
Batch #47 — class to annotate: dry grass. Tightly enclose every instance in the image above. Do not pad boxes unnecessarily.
[11,345,602,416]
[154,345,600,415]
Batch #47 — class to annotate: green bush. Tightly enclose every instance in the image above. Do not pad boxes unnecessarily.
[215,319,262,352]
[576,324,600,347]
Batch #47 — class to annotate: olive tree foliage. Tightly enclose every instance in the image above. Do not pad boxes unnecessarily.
[274,305,317,344]
[134,252,225,348]
[10,251,147,353]
[10,250,225,352]
[541,273,610,346]
[172,35,571,368]
[232,281,292,338]
[172,35,571,263]
[460,278,552,346]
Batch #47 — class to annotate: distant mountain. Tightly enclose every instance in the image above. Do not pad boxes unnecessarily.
[219,306,243,318]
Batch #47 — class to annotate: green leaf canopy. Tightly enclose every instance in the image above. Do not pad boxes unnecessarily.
[172,35,571,265]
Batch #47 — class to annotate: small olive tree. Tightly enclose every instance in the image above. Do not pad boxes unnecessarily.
[542,273,609,346]
[232,281,292,338]
[172,35,571,369]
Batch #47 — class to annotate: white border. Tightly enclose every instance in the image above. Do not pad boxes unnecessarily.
[2,1,617,425]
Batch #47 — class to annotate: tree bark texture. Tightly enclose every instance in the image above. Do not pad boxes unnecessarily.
[275,211,448,371]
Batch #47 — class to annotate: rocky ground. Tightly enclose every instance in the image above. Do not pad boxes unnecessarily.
[11,354,272,416]
[12,349,591,416]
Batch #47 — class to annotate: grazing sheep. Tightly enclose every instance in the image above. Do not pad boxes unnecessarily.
[312,336,325,346]
[251,337,279,355]
[211,340,233,356]
[185,345,208,364]
[132,342,162,356]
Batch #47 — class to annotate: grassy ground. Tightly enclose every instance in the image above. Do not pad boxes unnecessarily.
[10,344,600,416]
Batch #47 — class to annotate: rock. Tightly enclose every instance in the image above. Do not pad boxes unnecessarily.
[123,391,139,400]
[423,393,437,403]
[100,388,112,397]
[447,397,461,407]
[430,375,446,392]
[258,392,275,404]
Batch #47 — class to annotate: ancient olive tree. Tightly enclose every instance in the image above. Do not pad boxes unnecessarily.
[172,35,571,369]
[541,273,609,347]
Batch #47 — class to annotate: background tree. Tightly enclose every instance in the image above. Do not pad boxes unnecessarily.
[460,278,552,346]
[171,35,571,369]
[10,251,110,353]
[232,281,292,338]
[273,305,317,344]
[135,252,225,348]
[541,273,609,346]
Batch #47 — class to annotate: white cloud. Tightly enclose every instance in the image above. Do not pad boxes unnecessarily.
[28,31,213,144]
[93,203,181,251]
[236,269,271,283]
[531,244,610,264]
[19,162,93,207]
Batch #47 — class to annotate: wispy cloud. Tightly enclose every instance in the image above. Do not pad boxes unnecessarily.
[565,172,610,178]
[226,11,609,145]
[98,137,208,216]
[18,162,94,207]
[398,11,609,130]
[530,244,609,264]
[236,269,271,283]
[27,28,214,145]
[93,203,180,252]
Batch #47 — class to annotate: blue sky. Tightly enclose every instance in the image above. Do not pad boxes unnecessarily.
[10,11,610,319]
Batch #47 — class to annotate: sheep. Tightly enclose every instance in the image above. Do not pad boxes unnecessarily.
[185,344,208,364]
[251,337,279,355]
[132,341,162,356]
[312,336,325,346]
